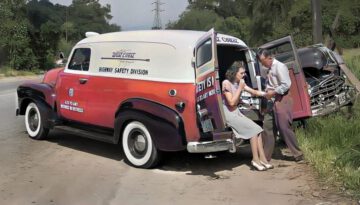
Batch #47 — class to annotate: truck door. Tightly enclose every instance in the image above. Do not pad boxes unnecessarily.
[195,29,227,134]
[259,36,312,119]
[56,47,91,123]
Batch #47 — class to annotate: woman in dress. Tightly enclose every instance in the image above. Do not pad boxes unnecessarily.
[222,61,273,171]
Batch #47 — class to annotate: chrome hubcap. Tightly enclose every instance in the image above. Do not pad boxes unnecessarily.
[28,109,39,132]
[128,128,148,159]
[134,134,146,152]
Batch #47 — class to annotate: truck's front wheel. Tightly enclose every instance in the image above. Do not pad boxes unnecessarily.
[122,121,160,168]
[25,102,49,140]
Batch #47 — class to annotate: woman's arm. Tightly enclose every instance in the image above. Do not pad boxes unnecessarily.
[223,80,244,107]
[244,85,265,97]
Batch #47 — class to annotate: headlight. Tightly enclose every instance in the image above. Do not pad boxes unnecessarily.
[308,88,312,95]
[307,83,312,95]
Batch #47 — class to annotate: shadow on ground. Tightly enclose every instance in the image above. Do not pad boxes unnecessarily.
[39,129,296,178]
[41,129,253,176]
[158,146,259,178]
[45,129,124,162]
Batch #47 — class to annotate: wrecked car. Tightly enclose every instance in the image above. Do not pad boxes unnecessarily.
[258,38,356,118]
[297,45,356,116]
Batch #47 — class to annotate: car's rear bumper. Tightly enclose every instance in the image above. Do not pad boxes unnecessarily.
[187,139,235,153]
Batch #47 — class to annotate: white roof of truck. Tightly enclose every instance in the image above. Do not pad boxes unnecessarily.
[68,30,248,83]
[77,30,248,48]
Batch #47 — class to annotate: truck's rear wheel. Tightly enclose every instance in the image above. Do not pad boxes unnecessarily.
[122,121,160,168]
[25,102,49,140]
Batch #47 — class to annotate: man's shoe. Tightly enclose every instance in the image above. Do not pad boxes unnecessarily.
[294,155,304,162]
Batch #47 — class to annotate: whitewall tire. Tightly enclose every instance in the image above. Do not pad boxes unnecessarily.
[122,121,159,168]
[25,102,49,140]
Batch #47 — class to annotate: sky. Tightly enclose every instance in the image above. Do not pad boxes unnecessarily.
[49,0,189,31]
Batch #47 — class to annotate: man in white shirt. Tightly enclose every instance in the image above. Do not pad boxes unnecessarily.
[257,49,304,162]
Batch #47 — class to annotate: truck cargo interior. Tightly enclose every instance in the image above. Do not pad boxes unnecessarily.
[217,45,258,88]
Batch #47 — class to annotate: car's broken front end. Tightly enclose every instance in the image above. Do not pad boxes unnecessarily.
[298,45,357,116]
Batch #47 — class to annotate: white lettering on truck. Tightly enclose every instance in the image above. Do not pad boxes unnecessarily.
[196,76,214,93]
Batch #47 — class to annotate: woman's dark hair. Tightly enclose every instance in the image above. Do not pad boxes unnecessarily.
[225,61,245,83]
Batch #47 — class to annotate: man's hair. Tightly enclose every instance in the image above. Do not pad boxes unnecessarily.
[256,48,272,60]
[225,61,245,83]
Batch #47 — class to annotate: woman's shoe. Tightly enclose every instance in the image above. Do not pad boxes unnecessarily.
[251,161,266,171]
[260,161,274,169]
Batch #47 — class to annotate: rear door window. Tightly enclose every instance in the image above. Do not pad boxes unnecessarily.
[196,39,212,68]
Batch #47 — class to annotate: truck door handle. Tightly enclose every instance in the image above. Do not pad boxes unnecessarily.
[79,78,88,84]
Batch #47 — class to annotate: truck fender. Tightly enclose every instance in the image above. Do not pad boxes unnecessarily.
[17,85,57,129]
[114,98,186,152]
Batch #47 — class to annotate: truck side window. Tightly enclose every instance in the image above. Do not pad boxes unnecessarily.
[196,39,212,68]
[68,48,91,71]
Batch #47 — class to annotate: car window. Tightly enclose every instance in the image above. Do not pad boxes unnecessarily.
[265,42,300,73]
[68,48,91,71]
[196,39,212,68]
[268,43,295,64]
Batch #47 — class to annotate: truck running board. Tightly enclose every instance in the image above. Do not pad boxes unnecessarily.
[55,125,116,144]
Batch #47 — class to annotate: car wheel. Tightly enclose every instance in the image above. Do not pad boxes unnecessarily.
[122,121,160,168]
[25,102,49,140]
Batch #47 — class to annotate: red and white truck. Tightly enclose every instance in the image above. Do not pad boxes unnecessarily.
[16,29,313,168]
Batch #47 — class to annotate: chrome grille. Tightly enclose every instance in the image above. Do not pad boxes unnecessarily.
[310,74,345,109]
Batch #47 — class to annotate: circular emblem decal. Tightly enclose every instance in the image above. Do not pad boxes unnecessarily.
[68,88,74,97]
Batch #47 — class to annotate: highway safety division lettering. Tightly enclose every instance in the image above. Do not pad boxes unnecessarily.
[60,100,84,113]
[98,67,148,75]
[130,69,148,75]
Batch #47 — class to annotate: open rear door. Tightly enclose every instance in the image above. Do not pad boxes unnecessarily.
[260,36,312,119]
[195,29,227,134]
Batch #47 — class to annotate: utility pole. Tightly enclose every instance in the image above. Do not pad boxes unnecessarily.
[65,7,68,43]
[311,0,322,44]
[152,0,164,30]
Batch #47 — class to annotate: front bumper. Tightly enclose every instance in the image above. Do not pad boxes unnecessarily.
[187,139,235,153]
[311,87,357,116]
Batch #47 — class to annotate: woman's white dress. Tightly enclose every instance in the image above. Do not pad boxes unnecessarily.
[222,80,263,139]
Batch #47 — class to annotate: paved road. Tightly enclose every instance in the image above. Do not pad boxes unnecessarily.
[0,76,41,94]
[0,76,351,205]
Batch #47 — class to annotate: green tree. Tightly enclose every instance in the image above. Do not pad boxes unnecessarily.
[215,16,251,42]
[61,21,76,43]
[322,0,360,48]
[272,0,312,47]
[167,9,221,31]
[67,0,120,41]
[1,0,122,71]
[26,0,65,70]
[171,0,360,48]
[0,0,38,70]
[26,0,121,69]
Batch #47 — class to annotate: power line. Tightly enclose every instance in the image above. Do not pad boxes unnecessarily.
[152,0,164,30]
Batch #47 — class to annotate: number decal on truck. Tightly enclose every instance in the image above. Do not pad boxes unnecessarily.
[60,101,84,113]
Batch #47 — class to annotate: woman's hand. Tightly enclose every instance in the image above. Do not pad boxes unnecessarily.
[257,90,266,97]
[239,79,246,90]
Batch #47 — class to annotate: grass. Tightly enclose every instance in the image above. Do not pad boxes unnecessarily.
[343,48,360,80]
[296,49,360,197]
[0,66,39,77]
